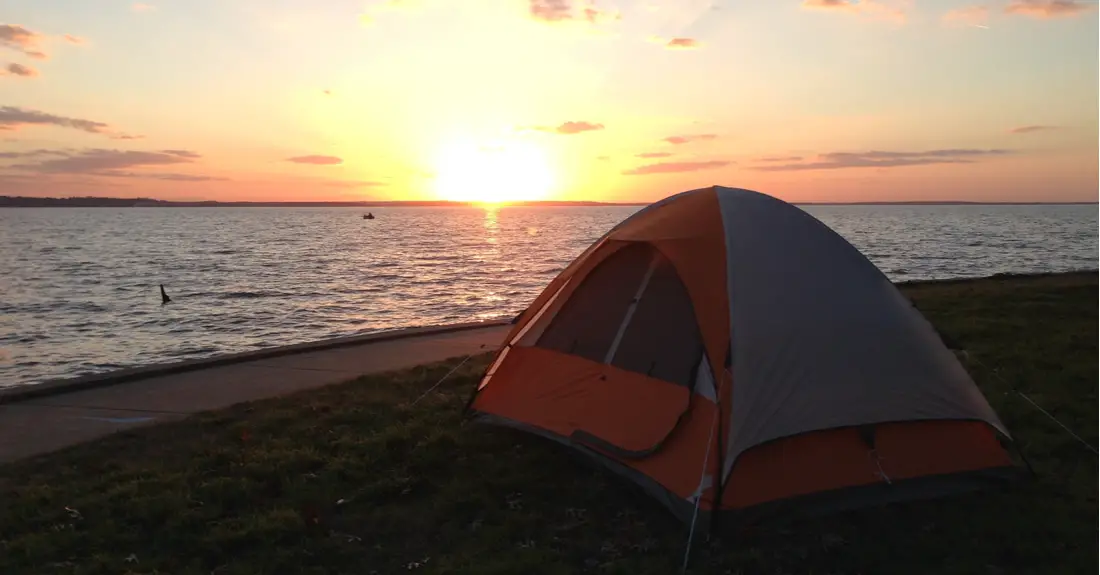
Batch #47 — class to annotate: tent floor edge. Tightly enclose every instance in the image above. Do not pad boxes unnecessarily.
[715,464,1027,529]
[468,411,702,525]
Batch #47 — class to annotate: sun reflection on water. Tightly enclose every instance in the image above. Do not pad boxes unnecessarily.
[484,205,499,244]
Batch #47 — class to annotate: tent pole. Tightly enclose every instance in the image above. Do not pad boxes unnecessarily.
[680,389,722,574]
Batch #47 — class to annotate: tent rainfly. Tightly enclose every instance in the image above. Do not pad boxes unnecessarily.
[464,186,1022,527]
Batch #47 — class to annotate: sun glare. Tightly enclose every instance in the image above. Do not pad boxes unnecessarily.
[434,138,555,204]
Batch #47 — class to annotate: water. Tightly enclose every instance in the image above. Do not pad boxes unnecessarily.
[1,204,1096,388]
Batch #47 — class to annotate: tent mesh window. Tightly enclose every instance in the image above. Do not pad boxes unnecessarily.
[535,243,705,387]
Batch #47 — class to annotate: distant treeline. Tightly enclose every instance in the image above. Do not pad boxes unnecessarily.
[0,196,642,208]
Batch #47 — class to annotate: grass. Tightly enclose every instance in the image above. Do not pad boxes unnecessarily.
[1,272,1096,575]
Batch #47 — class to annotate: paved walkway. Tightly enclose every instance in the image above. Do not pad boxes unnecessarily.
[0,324,510,464]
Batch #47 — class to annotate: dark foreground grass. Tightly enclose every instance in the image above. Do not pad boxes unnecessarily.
[2,272,1096,575]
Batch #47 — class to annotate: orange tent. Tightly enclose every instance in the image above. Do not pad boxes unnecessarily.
[465,186,1021,526]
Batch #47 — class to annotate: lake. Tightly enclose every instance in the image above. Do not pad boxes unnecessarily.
[1,203,1095,387]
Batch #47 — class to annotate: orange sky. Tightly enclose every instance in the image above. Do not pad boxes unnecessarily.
[1,1,1097,203]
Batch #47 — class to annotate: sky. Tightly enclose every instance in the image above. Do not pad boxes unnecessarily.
[0,0,1097,203]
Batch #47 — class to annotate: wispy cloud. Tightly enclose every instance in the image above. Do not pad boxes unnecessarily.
[749,149,1011,171]
[666,37,701,49]
[132,3,156,12]
[8,148,200,174]
[161,149,202,158]
[530,121,605,135]
[286,155,344,165]
[4,148,222,182]
[0,148,71,159]
[105,171,227,181]
[756,155,804,162]
[1010,125,1060,134]
[802,0,909,23]
[0,106,110,134]
[3,62,37,77]
[636,152,673,158]
[663,133,717,145]
[528,0,618,24]
[321,179,388,188]
[648,35,704,49]
[622,160,731,176]
[0,107,141,139]
[1004,1,1095,18]
[942,5,990,26]
[0,24,47,59]
[63,34,84,45]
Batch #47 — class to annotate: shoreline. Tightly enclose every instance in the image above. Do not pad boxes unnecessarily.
[2,270,1096,403]
[0,320,510,405]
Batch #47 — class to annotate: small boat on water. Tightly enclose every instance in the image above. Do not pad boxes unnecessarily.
[362,212,375,220]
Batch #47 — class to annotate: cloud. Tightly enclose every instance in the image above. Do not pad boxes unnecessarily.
[63,34,84,45]
[0,148,70,159]
[8,148,202,174]
[622,160,732,176]
[321,179,388,188]
[663,134,718,145]
[0,106,113,134]
[802,0,908,23]
[1010,125,1059,134]
[287,154,344,165]
[666,37,701,49]
[160,149,202,158]
[528,0,618,24]
[530,0,573,21]
[0,24,47,59]
[531,121,605,135]
[756,155,804,162]
[636,152,673,158]
[651,36,703,49]
[3,62,37,77]
[803,0,853,7]
[97,171,227,181]
[1004,1,1095,18]
[596,155,611,161]
[942,5,990,26]
[1,147,224,182]
[749,149,1011,171]
[132,3,156,12]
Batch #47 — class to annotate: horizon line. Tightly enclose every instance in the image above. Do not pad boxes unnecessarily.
[2,195,1097,208]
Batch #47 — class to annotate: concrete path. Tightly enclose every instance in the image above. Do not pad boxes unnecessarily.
[0,323,510,464]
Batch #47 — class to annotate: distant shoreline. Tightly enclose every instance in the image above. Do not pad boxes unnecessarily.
[1,196,1097,208]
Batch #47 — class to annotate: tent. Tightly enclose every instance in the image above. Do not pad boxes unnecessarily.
[464,186,1021,526]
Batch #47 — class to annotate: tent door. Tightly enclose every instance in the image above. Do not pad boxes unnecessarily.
[569,389,694,459]
[530,243,708,461]
[568,346,706,460]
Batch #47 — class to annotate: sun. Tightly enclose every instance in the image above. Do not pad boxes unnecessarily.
[434,137,555,204]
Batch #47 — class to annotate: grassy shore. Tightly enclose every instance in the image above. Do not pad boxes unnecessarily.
[1,272,1096,574]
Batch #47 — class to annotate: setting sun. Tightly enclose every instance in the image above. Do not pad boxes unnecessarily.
[433,138,555,203]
